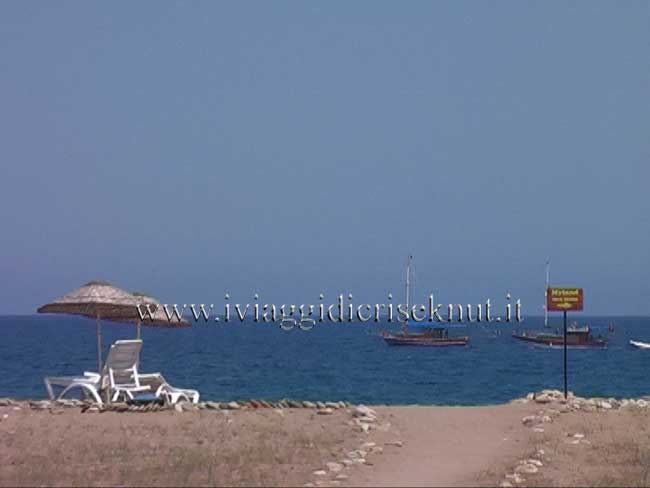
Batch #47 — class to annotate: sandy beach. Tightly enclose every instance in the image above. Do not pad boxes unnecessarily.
[2,392,649,487]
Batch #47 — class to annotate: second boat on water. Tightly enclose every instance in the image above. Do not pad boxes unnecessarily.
[512,325,607,349]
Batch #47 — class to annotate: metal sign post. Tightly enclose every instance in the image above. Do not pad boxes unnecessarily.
[564,310,568,400]
[547,287,584,400]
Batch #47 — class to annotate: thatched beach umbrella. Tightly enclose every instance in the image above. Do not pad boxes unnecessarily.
[131,292,190,339]
[37,281,142,372]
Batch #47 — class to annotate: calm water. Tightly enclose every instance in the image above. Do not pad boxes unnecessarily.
[1,315,648,405]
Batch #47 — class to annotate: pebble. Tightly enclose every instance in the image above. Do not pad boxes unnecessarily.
[326,462,343,473]
[225,401,241,410]
[385,441,403,447]
[515,463,539,475]
[317,408,334,415]
[334,474,349,481]
[353,405,377,418]
[173,403,184,413]
[312,470,327,477]
[325,402,340,409]
[303,401,317,409]
[524,459,543,467]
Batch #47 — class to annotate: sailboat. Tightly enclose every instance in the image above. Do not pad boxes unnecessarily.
[381,255,469,347]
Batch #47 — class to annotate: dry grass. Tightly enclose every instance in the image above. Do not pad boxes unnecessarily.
[0,408,358,487]
[486,407,650,487]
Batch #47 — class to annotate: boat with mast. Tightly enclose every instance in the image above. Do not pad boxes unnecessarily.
[381,255,469,347]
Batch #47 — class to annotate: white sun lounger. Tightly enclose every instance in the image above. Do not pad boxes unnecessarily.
[137,372,200,404]
[44,339,148,405]
[44,339,200,405]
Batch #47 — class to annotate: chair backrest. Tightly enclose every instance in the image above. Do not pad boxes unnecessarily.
[102,339,142,389]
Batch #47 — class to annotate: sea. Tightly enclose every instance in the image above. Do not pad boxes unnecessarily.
[1,315,648,405]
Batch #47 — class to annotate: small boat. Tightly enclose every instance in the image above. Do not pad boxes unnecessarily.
[512,326,607,349]
[630,340,650,349]
[381,255,469,347]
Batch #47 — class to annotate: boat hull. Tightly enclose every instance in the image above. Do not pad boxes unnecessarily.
[383,335,469,347]
[512,333,607,349]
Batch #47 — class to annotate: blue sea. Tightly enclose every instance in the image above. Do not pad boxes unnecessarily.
[1,315,648,405]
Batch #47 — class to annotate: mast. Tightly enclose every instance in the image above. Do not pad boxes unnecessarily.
[544,260,550,326]
[404,255,412,329]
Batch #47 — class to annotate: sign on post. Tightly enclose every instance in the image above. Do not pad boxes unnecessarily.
[547,287,583,312]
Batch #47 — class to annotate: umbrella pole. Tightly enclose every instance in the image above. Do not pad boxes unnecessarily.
[136,320,141,340]
[96,315,103,373]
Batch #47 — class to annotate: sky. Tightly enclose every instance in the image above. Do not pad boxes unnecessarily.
[0,1,648,316]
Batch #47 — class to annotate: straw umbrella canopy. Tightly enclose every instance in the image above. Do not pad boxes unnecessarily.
[37,281,143,372]
[131,292,190,338]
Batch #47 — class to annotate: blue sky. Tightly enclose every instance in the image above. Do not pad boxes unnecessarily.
[0,1,648,315]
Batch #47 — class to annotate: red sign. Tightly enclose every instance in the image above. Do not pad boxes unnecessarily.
[547,287,583,312]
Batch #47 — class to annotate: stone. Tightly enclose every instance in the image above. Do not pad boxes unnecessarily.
[0,398,14,407]
[312,470,327,476]
[326,462,343,473]
[225,401,241,410]
[515,463,538,474]
[500,482,513,488]
[371,446,384,454]
[385,441,403,447]
[260,400,272,408]
[205,401,220,410]
[334,474,349,481]
[637,399,648,408]
[359,423,370,433]
[533,427,545,433]
[325,401,339,409]
[303,401,317,408]
[288,400,302,408]
[316,401,326,409]
[181,402,195,412]
[338,401,347,409]
[534,395,552,404]
[317,408,334,415]
[361,442,376,449]
[522,415,539,427]
[599,401,612,410]
[356,415,376,424]
[573,433,585,439]
[524,459,543,467]
[174,403,184,413]
[353,405,377,418]
[341,459,353,467]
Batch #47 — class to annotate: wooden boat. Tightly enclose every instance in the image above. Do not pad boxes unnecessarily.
[381,255,469,347]
[382,327,469,347]
[512,326,607,349]
[630,340,650,350]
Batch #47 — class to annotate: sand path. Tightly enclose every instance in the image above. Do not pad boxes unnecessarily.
[351,403,536,487]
